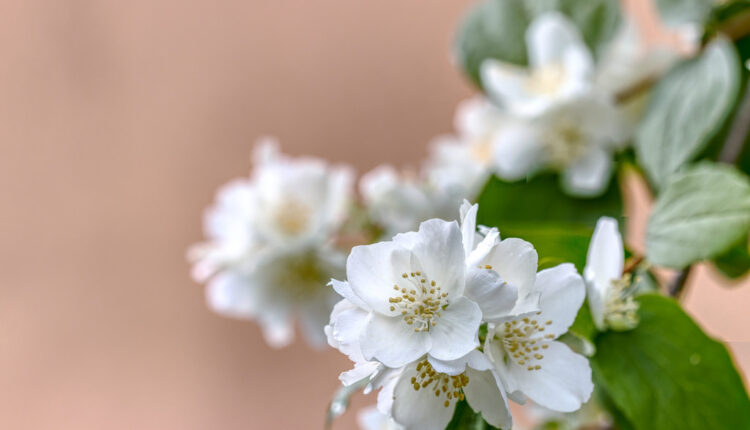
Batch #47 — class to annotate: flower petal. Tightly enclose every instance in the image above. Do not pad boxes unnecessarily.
[464,368,514,430]
[428,297,482,361]
[460,201,479,259]
[205,271,260,318]
[480,59,532,110]
[392,365,457,430]
[584,217,624,329]
[527,12,591,72]
[360,314,431,368]
[330,279,370,310]
[507,341,593,412]
[530,264,585,341]
[492,122,543,180]
[409,219,466,297]
[347,241,413,315]
[427,349,492,375]
[464,267,519,322]
[340,361,380,386]
[482,238,539,297]
[562,146,613,197]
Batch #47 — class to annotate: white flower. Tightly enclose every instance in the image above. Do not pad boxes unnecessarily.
[388,350,513,430]
[425,97,508,198]
[330,218,482,368]
[492,94,628,197]
[481,12,593,117]
[358,406,404,430]
[484,263,593,413]
[190,138,354,348]
[584,217,639,331]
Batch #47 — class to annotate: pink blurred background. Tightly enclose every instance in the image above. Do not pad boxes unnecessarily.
[0,0,747,428]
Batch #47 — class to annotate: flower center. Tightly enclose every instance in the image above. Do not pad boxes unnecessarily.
[543,118,588,168]
[526,63,567,95]
[274,199,312,235]
[389,271,449,333]
[604,273,639,330]
[410,359,469,408]
[500,314,556,372]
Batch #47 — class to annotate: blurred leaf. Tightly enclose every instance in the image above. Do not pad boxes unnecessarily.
[712,235,750,279]
[569,301,596,345]
[455,0,621,87]
[445,400,499,430]
[635,38,741,188]
[455,0,532,86]
[592,294,750,430]
[655,0,712,27]
[476,174,622,271]
[647,162,750,268]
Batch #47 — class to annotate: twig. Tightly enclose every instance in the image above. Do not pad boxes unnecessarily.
[720,82,750,163]
[668,266,692,298]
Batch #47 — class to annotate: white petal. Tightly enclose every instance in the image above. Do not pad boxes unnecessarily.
[467,228,500,267]
[360,314,431,368]
[464,267,519,322]
[508,341,593,412]
[460,201,479,259]
[492,122,543,180]
[531,264,586,341]
[427,349,492,375]
[340,361,380,386]
[376,369,401,414]
[584,217,624,329]
[464,368,514,430]
[480,59,533,109]
[330,279,370,310]
[347,242,412,315]
[327,299,369,359]
[527,12,590,71]
[205,271,259,318]
[562,146,613,197]
[409,219,466,297]
[482,238,539,297]
[299,301,332,349]
[259,316,295,348]
[428,297,482,361]
[392,366,457,430]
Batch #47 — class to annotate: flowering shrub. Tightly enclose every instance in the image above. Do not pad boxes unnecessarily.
[191,1,750,429]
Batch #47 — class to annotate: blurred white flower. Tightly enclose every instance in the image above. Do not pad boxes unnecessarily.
[189,138,354,348]
[358,406,404,430]
[425,97,507,197]
[584,217,639,331]
[484,263,593,413]
[492,94,628,197]
[388,350,512,430]
[481,12,594,117]
[330,218,482,368]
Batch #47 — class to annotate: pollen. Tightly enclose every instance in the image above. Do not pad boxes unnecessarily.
[499,316,555,372]
[411,359,469,408]
[389,272,449,332]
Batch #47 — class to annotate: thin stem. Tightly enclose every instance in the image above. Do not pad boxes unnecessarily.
[720,82,750,163]
[668,266,692,298]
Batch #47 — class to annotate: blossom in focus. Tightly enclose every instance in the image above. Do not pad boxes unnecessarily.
[481,12,594,117]
[189,139,354,348]
[484,263,593,412]
[388,350,512,430]
[329,218,482,368]
[491,94,628,196]
[584,217,639,331]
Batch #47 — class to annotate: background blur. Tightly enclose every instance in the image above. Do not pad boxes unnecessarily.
[0,0,748,428]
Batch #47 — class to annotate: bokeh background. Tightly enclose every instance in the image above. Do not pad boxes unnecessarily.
[1,0,748,428]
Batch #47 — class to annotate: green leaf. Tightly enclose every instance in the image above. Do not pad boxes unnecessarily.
[647,162,750,268]
[635,38,741,188]
[476,174,622,271]
[455,0,621,87]
[712,235,750,279]
[445,400,499,430]
[569,301,596,345]
[655,0,712,27]
[592,294,750,430]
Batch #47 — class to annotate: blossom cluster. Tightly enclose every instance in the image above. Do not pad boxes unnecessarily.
[326,202,633,429]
